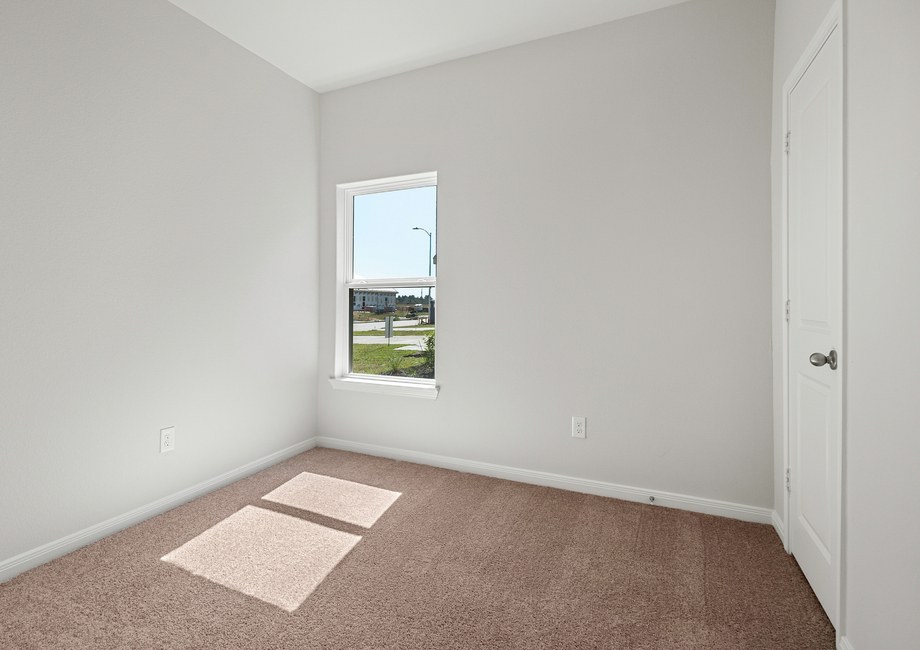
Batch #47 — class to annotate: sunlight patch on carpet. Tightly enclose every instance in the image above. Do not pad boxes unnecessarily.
[162,505,360,612]
[262,472,401,528]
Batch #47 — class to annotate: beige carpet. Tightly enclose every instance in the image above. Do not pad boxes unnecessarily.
[0,448,835,649]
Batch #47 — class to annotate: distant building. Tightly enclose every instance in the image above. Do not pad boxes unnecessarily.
[353,288,397,312]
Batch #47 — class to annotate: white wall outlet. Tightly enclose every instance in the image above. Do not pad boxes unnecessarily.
[160,427,175,453]
[572,416,586,439]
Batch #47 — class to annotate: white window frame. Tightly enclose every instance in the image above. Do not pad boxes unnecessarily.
[329,171,438,399]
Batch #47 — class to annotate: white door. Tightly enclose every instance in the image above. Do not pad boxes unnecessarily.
[787,23,843,628]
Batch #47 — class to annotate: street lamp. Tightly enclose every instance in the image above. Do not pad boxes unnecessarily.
[412,227,432,277]
[412,227,433,318]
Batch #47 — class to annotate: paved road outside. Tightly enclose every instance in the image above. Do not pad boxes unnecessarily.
[351,317,433,350]
[352,318,433,331]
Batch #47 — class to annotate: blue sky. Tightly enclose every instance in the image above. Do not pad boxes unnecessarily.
[353,185,437,280]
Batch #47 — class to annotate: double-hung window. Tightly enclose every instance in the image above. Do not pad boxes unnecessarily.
[330,172,438,399]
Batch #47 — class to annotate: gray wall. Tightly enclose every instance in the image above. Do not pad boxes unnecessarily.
[0,0,320,562]
[318,0,775,509]
[845,1,920,647]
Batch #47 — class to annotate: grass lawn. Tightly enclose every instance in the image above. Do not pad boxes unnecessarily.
[352,343,433,379]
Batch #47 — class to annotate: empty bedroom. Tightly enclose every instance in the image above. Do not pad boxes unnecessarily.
[1,0,917,648]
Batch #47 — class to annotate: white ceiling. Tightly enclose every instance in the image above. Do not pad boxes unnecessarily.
[166,0,691,93]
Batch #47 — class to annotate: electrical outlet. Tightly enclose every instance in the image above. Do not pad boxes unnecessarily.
[160,427,175,453]
[572,416,586,439]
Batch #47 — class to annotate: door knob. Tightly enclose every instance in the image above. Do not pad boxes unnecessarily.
[809,350,838,370]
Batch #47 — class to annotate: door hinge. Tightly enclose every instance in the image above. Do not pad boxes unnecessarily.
[785,299,790,323]
[786,468,791,493]
[784,131,791,155]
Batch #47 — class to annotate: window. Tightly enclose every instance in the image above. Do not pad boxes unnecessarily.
[330,172,438,399]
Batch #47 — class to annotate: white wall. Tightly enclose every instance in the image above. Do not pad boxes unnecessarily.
[845,1,920,647]
[770,0,838,531]
[0,0,319,564]
[318,0,775,509]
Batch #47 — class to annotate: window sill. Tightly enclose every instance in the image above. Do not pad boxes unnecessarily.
[328,376,439,400]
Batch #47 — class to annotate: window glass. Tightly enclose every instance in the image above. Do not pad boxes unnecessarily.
[353,186,437,280]
[350,287,435,379]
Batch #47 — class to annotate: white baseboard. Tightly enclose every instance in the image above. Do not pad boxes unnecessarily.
[316,437,774,525]
[838,636,854,650]
[2,435,778,585]
[0,437,318,584]
[772,509,789,550]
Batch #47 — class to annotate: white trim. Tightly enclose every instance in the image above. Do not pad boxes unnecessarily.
[838,636,854,650]
[316,437,773,525]
[334,179,350,379]
[346,277,436,289]
[781,65,791,554]
[780,0,844,634]
[0,438,318,584]
[336,171,437,195]
[329,376,438,399]
[772,509,788,548]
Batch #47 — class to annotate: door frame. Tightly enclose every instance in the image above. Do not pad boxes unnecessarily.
[780,0,845,637]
